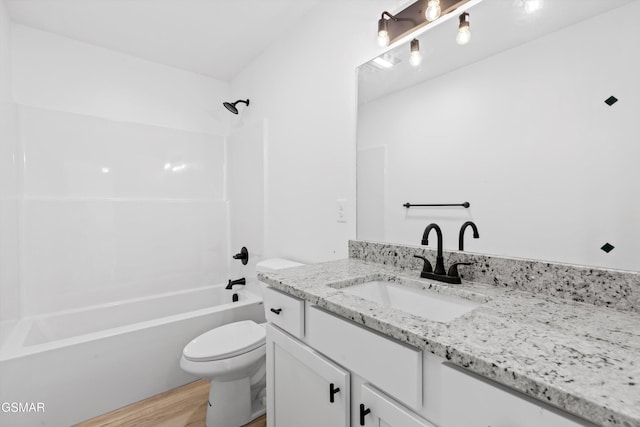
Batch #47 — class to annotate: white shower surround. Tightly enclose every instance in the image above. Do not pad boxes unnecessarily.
[0,10,270,427]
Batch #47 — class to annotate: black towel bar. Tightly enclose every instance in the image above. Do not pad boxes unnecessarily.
[403,202,470,208]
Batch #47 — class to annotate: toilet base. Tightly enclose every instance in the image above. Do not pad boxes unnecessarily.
[206,378,265,427]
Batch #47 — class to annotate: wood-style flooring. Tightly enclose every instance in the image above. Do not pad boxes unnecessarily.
[76,380,266,427]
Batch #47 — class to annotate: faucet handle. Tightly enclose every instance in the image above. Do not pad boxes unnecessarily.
[447,262,473,278]
[413,255,433,273]
[232,246,249,265]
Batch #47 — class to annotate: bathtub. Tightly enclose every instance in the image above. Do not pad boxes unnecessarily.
[0,284,265,427]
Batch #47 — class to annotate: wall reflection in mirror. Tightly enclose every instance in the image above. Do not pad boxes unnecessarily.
[357,0,640,271]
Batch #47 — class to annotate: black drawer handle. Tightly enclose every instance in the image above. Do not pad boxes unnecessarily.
[270,308,282,315]
[329,383,340,403]
[359,404,371,425]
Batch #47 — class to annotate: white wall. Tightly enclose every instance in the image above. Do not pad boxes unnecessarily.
[230,0,402,263]
[0,0,19,326]
[10,25,232,315]
[0,0,9,102]
[358,3,640,271]
[227,120,266,290]
[11,25,230,135]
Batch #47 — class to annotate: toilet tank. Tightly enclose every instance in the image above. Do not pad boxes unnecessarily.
[247,258,305,299]
[256,258,305,274]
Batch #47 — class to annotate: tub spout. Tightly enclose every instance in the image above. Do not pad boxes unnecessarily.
[225,278,246,290]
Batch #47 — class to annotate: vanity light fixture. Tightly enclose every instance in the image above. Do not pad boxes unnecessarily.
[375,0,476,48]
[409,38,422,66]
[377,11,398,47]
[456,12,471,45]
[425,0,442,22]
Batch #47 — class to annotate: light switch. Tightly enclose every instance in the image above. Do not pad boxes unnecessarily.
[336,199,348,223]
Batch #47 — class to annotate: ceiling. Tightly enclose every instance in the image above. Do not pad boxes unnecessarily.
[359,0,638,104]
[5,0,321,82]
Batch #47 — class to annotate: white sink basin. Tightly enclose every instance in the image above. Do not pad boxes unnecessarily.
[342,280,480,323]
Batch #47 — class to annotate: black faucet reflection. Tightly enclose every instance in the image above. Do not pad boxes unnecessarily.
[458,221,479,251]
[418,223,473,285]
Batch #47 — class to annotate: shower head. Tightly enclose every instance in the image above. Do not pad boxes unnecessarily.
[223,99,250,114]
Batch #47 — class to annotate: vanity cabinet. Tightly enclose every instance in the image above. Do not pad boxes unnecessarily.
[264,288,435,427]
[264,286,593,427]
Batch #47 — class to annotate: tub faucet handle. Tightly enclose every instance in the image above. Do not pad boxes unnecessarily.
[232,247,249,265]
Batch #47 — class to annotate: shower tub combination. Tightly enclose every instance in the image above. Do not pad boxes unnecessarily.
[0,284,265,427]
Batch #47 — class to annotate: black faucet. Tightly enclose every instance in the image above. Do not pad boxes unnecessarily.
[458,221,479,251]
[421,223,446,275]
[225,277,246,290]
[418,223,473,284]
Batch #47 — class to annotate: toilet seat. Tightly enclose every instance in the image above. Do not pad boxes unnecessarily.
[183,320,266,362]
[180,342,266,379]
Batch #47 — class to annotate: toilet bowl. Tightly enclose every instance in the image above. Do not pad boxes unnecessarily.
[180,320,267,427]
[180,258,304,427]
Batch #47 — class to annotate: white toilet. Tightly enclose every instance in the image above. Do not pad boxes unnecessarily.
[180,258,304,427]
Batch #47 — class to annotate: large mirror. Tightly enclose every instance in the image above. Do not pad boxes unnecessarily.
[357,0,639,271]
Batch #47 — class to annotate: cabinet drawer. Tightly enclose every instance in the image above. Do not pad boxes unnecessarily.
[264,287,304,338]
[441,364,596,426]
[306,305,422,409]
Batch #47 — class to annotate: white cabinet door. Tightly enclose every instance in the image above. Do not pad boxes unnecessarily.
[359,384,435,427]
[266,324,350,427]
[441,364,596,427]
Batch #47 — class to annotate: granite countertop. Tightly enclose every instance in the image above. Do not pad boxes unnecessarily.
[259,258,640,427]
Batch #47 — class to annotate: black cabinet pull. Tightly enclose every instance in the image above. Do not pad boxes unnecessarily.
[329,383,340,403]
[359,403,371,425]
[270,308,282,315]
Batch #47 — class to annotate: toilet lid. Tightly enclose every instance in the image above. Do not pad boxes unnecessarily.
[183,320,265,362]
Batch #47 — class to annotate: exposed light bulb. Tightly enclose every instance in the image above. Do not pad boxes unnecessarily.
[456,27,471,45]
[378,30,390,47]
[410,51,422,66]
[425,0,441,22]
[409,39,422,66]
[377,17,390,46]
[524,0,543,14]
[456,12,471,45]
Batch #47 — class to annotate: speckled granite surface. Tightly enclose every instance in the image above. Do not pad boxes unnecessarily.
[350,240,640,314]
[259,258,640,427]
